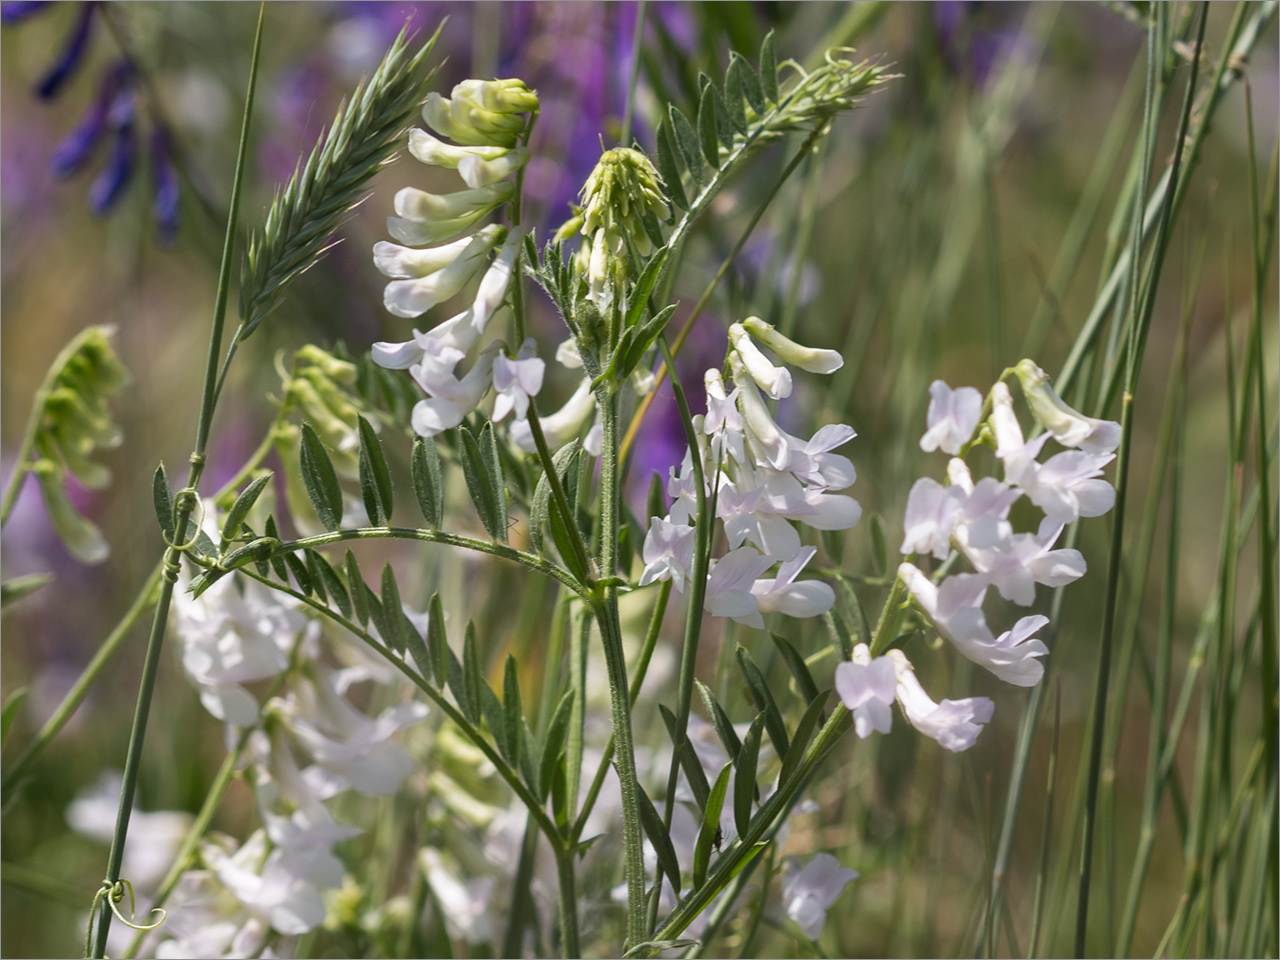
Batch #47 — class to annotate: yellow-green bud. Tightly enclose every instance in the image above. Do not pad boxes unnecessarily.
[579,147,669,259]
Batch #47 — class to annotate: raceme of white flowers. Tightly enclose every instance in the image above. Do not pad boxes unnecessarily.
[836,364,1120,752]
[640,317,856,630]
[370,78,543,438]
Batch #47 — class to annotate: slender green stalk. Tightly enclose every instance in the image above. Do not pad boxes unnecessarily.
[89,9,265,956]
[1029,680,1062,958]
[555,846,583,959]
[591,386,648,949]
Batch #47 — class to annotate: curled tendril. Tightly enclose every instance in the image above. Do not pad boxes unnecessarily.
[84,878,167,957]
[166,489,205,551]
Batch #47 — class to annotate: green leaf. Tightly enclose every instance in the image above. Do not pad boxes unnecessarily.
[637,783,681,895]
[734,714,765,838]
[481,679,506,759]
[188,567,229,600]
[459,425,504,540]
[693,762,733,888]
[646,471,667,524]
[736,645,789,758]
[697,83,721,170]
[221,473,272,544]
[298,422,343,532]
[540,690,574,799]
[380,563,405,653]
[518,718,539,794]
[310,550,351,619]
[2,687,28,747]
[869,513,888,577]
[445,642,474,724]
[403,606,433,683]
[411,437,443,528]
[841,576,871,655]
[660,705,710,813]
[623,248,671,331]
[463,621,483,726]
[529,442,581,555]
[617,304,678,382]
[303,549,329,605]
[728,51,764,114]
[152,463,175,544]
[424,591,449,688]
[820,527,845,568]
[502,655,522,767]
[697,680,741,763]
[771,633,820,705]
[654,121,689,212]
[357,415,393,526]
[709,82,735,149]
[346,550,369,627]
[478,422,508,542]
[760,29,778,103]
[623,941,700,959]
[668,105,704,188]
[1,573,53,609]
[722,58,749,133]
[779,692,829,789]
[264,516,290,582]
[284,553,314,597]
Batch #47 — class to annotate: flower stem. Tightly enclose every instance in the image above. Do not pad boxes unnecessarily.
[88,7,265,956]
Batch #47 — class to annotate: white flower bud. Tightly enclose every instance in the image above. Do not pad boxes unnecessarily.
[742,316,843,374]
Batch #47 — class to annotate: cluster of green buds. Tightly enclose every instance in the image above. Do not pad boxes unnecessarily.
[567,147,669,307]
[274,346,365,534]
[766,49,888,136]
[25,326,129,563]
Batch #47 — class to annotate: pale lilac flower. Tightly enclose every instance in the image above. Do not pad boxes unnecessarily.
[666,449,700,525]
[703,368,745,463]
[491,338,545,422]
[954,474,1021,549]
[731,356,789,469]
[1023,450,1117,525]
[1014,359,1121,454]
[889,649,994,751]
[900,477,966,559]
[638,516,696,590]
[959,517,1086,606]
[208,830,340,936]
[835,643,896,738]
[420,848,498,944]
[920,380,983,455]
[742,317,843,374]
[67,771,191,891]
[409,342,501,437]
[705,546,776,627]
[782,853,859,940]
[751,546,835,620]
[779,423,857,490]
[729,322,793,399]
[511,378,596,452]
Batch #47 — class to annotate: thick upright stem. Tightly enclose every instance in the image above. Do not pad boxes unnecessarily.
[593,386,648,949]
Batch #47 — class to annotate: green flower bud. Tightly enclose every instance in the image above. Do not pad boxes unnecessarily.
[1013,359,1121,455]
[32,457,109,564]
[296,345,357,385]
[579,147,669,259]
[452,78,539,114]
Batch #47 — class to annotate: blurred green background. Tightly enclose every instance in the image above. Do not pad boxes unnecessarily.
[2,3,1276,957]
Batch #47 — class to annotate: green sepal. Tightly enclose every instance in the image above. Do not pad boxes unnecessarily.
[298,422,344,532]
[221,473,273,544]
[357,415,394,526]
[411,436,444,529]
[736,645,789,758]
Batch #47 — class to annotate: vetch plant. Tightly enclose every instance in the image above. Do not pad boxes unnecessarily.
[0,5,1273,959]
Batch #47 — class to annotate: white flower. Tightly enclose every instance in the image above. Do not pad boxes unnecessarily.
[386,182,514,247]
[750,546,835,620]
[782,853,859,940]
[730,323,793,399]
[1014,359,1121,454]
[491,339,545,422]
[407,128,530,188]
[705,546,776,627]
[835,643,897,738]
[959,517,1087,606]
[742,317,843,374]
[920,380,984,455]
[779,423,857,490]
[511,378,596,452]
[555,338,583,369]
[382,224,505,318]
[67,771,191,891]
[410,342,501,437]
[420,849,498,944]
[421,91,525,147]
[208,829,340,937]
[639,516,696,590]
[900,477,966,559]
[703,368,746,463]
[889,649,994,751]
[899,563,1049,686]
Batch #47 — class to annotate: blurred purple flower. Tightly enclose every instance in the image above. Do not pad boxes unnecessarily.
[150,128,180,244]
[87,86,136,214]
[50,61,130,177]
[0,1,52,23]
[34,1,97,100]
[932,2,1020,89]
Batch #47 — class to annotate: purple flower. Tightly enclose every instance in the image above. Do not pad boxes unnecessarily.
[150,127,180,244]
[35,1,97,100]
[51,61,130,177]
[0,1,53,23]
[87,89,136,215]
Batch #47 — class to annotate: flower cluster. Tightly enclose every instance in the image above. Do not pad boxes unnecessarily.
[640,317,857,629]
[371,78,542,437]
[837,361,1120,751]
